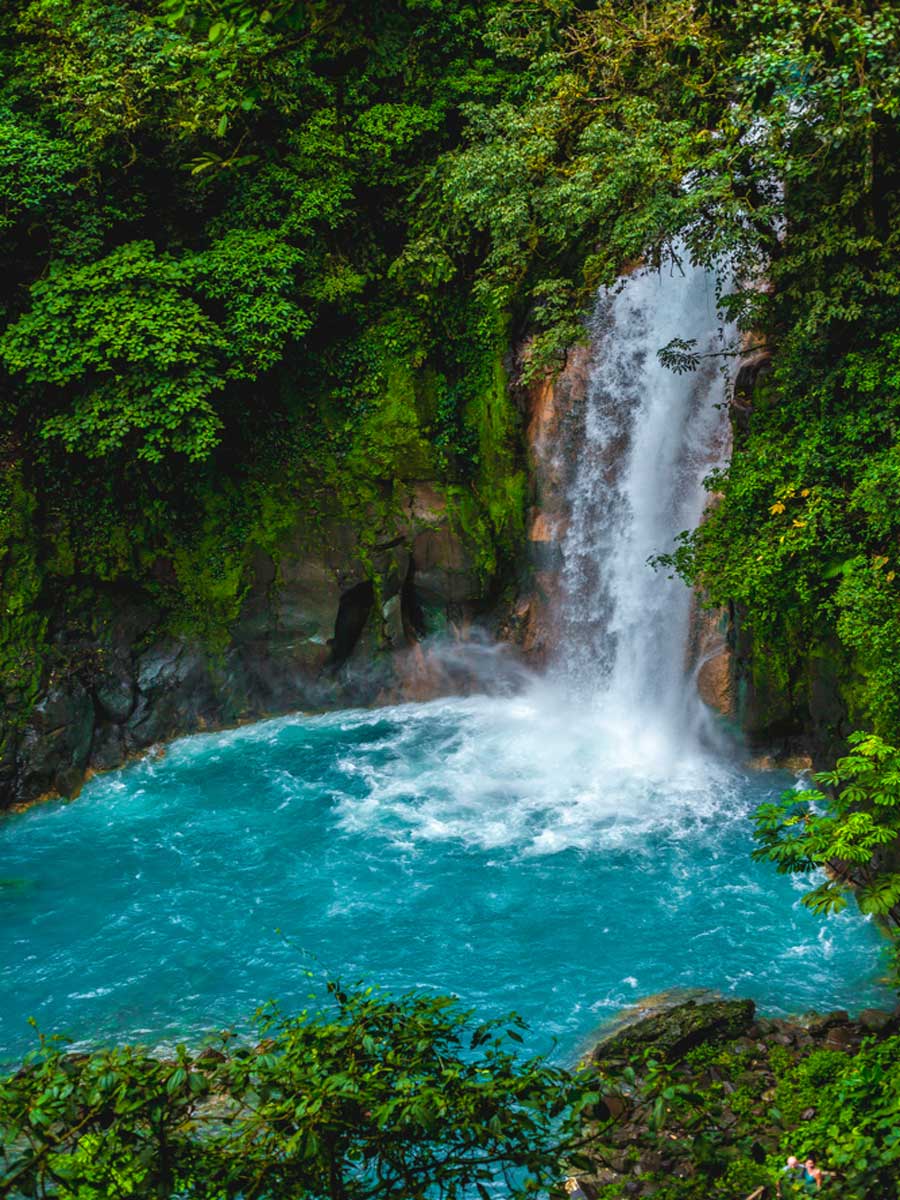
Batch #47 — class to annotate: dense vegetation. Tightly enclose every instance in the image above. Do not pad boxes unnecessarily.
[754,732,900,965]
[0,981,593,1198]
[4,988,900,1198]
[4,2,900,1196]
[584,1002,900,1200]
[3,0,900,742]
[1,0,899,746]
[0,0,537,725]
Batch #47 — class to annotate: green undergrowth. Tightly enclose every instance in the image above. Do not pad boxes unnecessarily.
[0,461,46,726]
[0,295,526,698]
[6,0,900,752]
[0,982,589,1200]
[587,1027,900,1199]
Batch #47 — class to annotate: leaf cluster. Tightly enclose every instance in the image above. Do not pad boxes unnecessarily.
[752,731,900,940]
[0,982,593,1199]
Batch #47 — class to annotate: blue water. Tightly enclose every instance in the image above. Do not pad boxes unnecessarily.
[0,690,888,1064]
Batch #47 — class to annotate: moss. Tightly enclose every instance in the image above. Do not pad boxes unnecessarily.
[344,358,434,484]
[0,295,530,720]
[771,1047,848,1128]
[448,315,526,581]
[161,481,304,656]
[593,998,756,1063]
[0,464,47,722]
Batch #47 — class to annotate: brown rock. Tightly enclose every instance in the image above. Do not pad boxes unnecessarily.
[196,1047,226,1064]
[510,341,591,665]
[637,1151,663,1173]
[858,1008,894,1033]
[824,1024,861,1052]
[600,1093,627,1121]
[805,1010,850,1035]
[689,600,735,718]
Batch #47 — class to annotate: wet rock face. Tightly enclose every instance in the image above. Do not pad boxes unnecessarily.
[507,343,590,664]
[0,486,497,809]
[592,998,757,1064]
[17,681,94,800]
[688,600,735,720]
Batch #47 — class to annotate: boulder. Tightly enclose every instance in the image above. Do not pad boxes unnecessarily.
[126,642,217,750]
[804,1010,850,1035]
[413,525,480,608]
[17,680,94,799]
[857,1008,895,1033]
[3,479,509,807]
[91,722,127,771]
[93,672,136,724]
[824,1023,862,1052]
[593,999,756,1064]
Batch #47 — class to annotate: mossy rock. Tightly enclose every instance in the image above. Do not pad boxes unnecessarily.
[593,998,756,1064]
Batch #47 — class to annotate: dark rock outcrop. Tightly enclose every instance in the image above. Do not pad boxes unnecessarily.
[592,997,756,1064]
[568,996,900,1199]
[0,485,503,810]
[17,680,94,800]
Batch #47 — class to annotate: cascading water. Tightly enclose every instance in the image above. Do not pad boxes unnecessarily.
[559,258,731,754]
[0,261,887,1066]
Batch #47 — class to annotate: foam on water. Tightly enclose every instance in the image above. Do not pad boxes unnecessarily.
[326,688,732,854]
[0,695,888,1062]
[0,253,888,1064]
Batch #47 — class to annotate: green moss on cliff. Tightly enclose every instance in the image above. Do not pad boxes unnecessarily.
[445,309,526,581]
[0,464,47,722]
[165,485,300,656]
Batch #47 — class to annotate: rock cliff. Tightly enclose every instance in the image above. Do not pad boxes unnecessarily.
[0,483,504,809]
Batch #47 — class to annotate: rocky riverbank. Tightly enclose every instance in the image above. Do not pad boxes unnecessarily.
[0,484,516,811]
[571,996,900,1199]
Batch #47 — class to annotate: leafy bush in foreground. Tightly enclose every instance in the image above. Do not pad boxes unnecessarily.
[753,732,900,980]
[0,981,592,1199]
[4,981,900,1200]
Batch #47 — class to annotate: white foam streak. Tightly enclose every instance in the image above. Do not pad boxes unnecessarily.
[330,690,739,855]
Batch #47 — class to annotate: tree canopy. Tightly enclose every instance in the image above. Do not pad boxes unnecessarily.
[3,1,900,733]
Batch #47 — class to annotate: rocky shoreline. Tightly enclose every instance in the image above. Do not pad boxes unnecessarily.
[0,485,515,812]
[570,996,900,1198]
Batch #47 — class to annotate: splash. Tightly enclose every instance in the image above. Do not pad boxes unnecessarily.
[0,702,886,1061]
[0,254,886,1068]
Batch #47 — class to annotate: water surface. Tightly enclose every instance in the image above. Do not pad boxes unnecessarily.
[0,688,886,1063]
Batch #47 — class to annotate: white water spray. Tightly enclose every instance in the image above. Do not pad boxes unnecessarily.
[309,255,740,854]
[557,257,732,757]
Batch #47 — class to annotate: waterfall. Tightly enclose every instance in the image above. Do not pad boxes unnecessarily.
[557,257,732,754]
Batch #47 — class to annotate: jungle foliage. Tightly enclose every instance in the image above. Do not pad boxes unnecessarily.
[3,0,900,738]
[754,734,900,925]
[753,731,900,991]
[586,1024,900,1200]
[0,981,595,1199]
[5,985,900,1200]
[4,6,900,1197]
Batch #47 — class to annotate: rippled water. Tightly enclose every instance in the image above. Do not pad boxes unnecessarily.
[0,686,887,1063]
